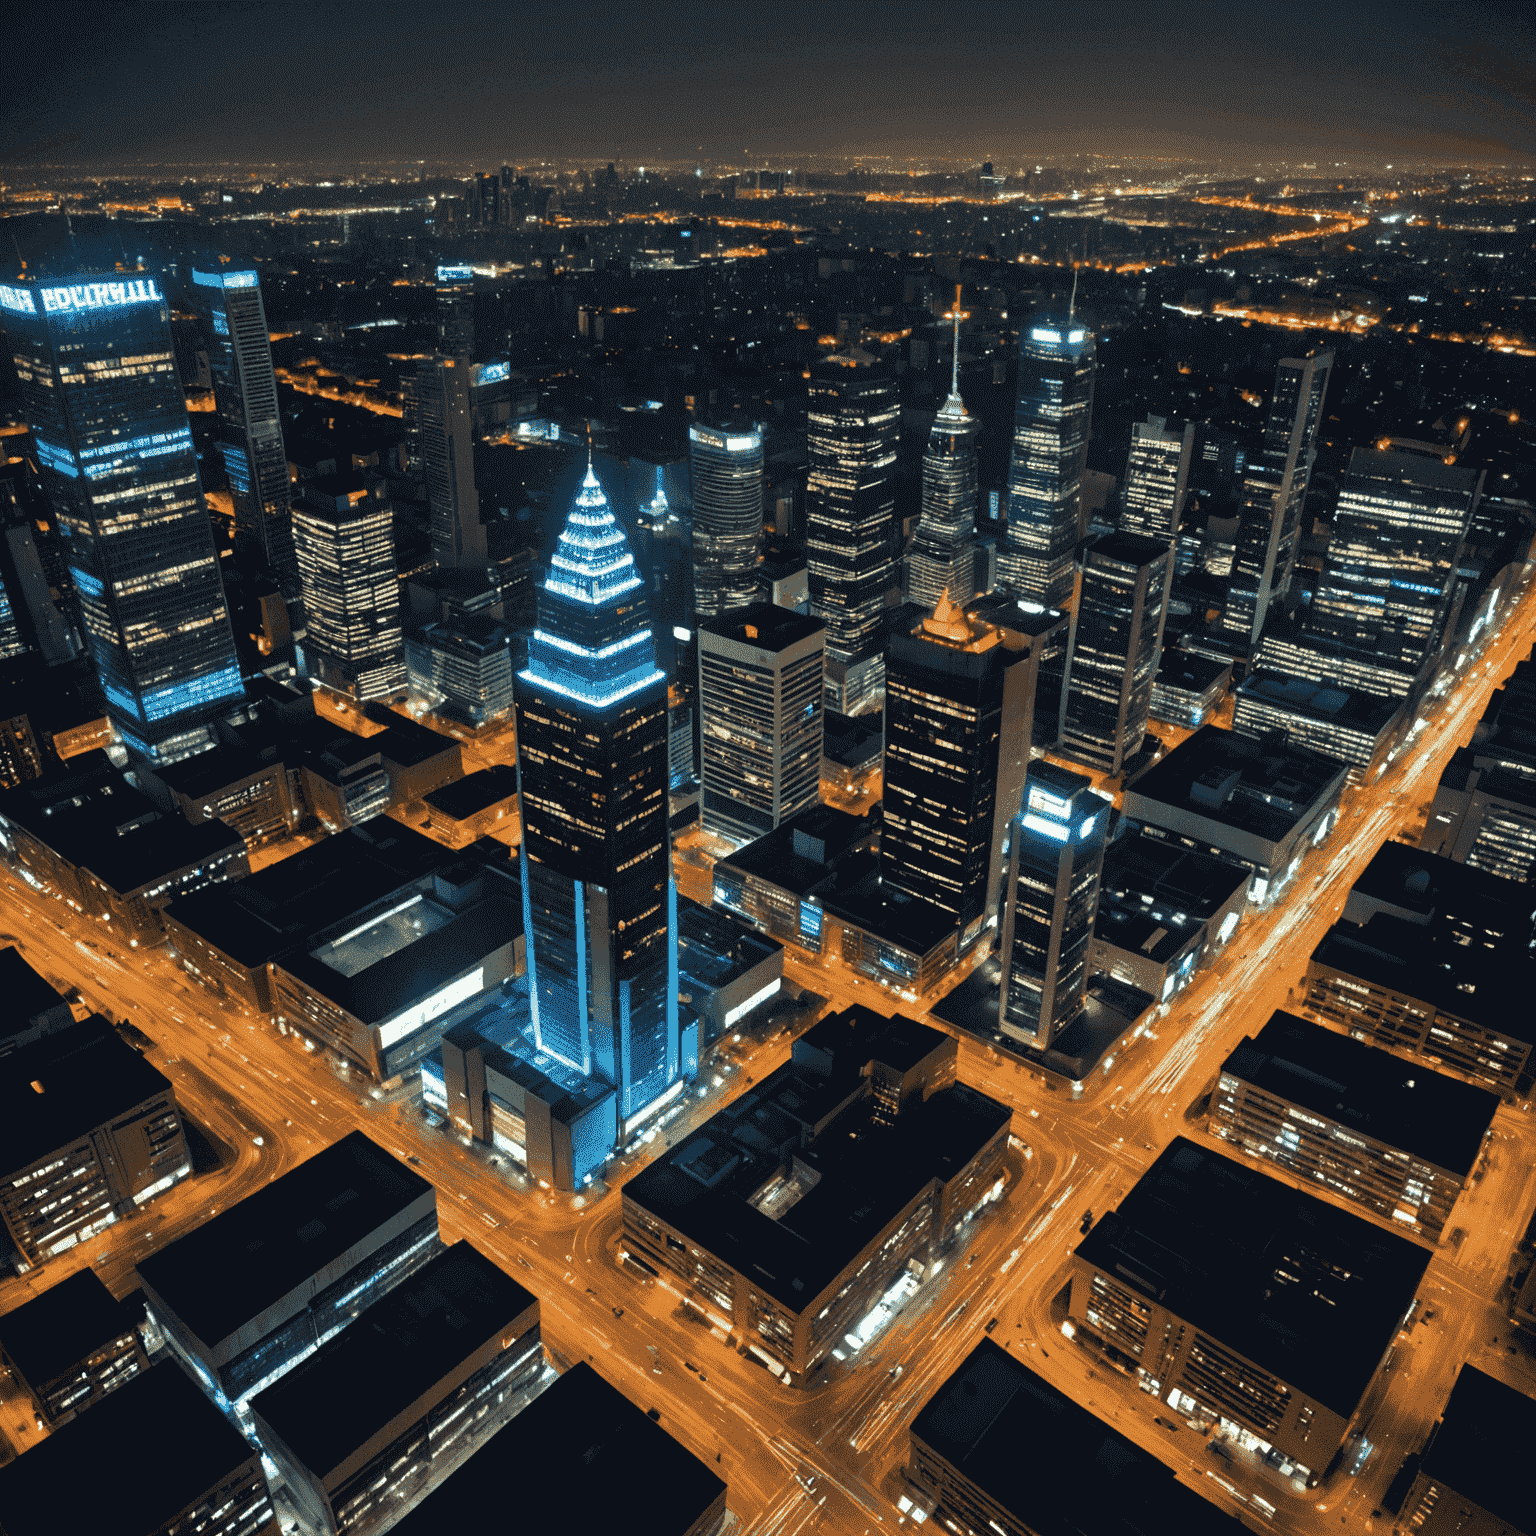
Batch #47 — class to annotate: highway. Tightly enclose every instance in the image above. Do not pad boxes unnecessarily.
[0,563,1534,1531]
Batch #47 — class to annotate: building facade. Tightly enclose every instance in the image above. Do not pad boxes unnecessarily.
[690,422,764,618]
[434,265,475,361]
[1118,415,1195,543]
[906,313,978,609]
[417,356,486,570]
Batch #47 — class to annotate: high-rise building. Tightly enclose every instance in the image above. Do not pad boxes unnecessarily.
[997,761,1108,1050]
[434,264,475,361]
[1118,415,1195,543]
[1060,532,1173,777]
[882,594,1053,949]
[0,275,243,763]
[690,422,763,618]
[515,462,682,1133]
[191,267,298,599]
[999,317,1096,608]
[418,356,486,570]
[293,475,407,703]
[1221,351,1332,655]
[697,602,824,844]
[906,297,978,609]
[805,356,900,715]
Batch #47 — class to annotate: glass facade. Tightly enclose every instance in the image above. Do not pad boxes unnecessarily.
[192,268,298,600]
[2,275,243,762]
[435,264,475,361]
[690,423,764,618]
[418,356,486,569]
[907,383,979,610]
[516,463,680,1132]
[999,321,1096,609]
[1118,415,1194,543]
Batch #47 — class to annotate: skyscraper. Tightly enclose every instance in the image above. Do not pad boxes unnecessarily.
[435,265,475,361]
[697,603,824,844]
[690,422,764,618]
[1221,351,1333,655]
[293,476,408,703]
[515,462,682,1132]
[418,356,486,570]
[1118,415,1195,543]
[997,761,1108,1051]
[882,594,1052,950]
[806,356,900,715]
[191,267,298,599]
[1,275,243,763]
[999,318,1096,609]
[906,297,978,609]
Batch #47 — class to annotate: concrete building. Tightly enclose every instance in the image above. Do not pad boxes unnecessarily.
[1069,1137,1430,1484]
[0,944,75,1055]
[1150,649,1232,730]
[1234,669,1406,773]
[421,764,519,847]
[1211,1010,1497,1239]
[676,897,784,1050]
[405,615,516,730]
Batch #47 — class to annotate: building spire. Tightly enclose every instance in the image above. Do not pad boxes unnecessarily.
[950,284,962,398]
[1069,262,1079,321]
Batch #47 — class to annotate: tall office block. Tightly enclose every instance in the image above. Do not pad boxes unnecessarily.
[434,264,475,361]
[418,356,486,570]
[1222,351,1332,654]
[191,267,299,598]
[882,595,1046,948]
[1060,532,1172,777]
[293,477,407,703]
[516,462,682,1133]
[0,275,243,763]
[997,762,1107,1050]
[690,422,763,618]
[697,602,824,844]
[999,318,1096,608]
[806,356,900,715]
[1118,415,1195,542]
[906,301,978,609]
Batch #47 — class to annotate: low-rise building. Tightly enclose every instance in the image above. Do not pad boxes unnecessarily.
[0,944,75,1055]
[1150,649,1233,730]
[421,764,518,846]
[622,1007,1009,1385]
[0,1018,191,1273]
[406,615,517,730]
[362,704,464,807]
[1210,1010,1497,1239]
[1069,1137,1430,1485]
[140,743,298,847]
[1424,746,1536,885]
[676,897,784,1049]
[1234,669,1405,773]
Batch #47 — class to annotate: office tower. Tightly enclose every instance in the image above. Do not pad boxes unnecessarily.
[406,615,515,728]
[690,422,764,618]
[515,461,681,1132]
[191,267,299,598]
[907,295,978,609]
[1060,532,1173,777]
[697,602,824,843]
[805,356,900,715]
[882,595,1045,948]
[997,761,1107,1050]
[1118,415,1195,542]
[1305,449,1480,682]
[1,275,243,763]
[999,317,1096,608]
[1222,350,1332,654]
[418,356,487,569]
[0,566,24,660]
[435,264,475,360]
[293,476,407,703]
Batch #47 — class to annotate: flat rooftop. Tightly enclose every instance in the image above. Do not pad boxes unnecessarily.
[677,897,782,989]
[1076,1137,1431,1419]
[912,1340,1242,1536]
[135,1131,434,1353]
[1239,669,1404,732]
[1347,839,1533,928]
[1222,1011,1499,1175]
[387,1362,726,1536]
[698,601,825,654]
[250,1242,536,1480]
[1155,649,1233,696]
[0,1362,261,1536]
[1419,1364,1536,1529]
[310,891,456,978]
[1101,830,1251,916]
[0,1268,135,1389]
[717,803,875,899]
[823,876,957,957]
[423,764,519,821]
[0,944,68,1035]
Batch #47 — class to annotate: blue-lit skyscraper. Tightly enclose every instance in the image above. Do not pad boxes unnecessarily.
[515,462,683,1134]
[690,422,764,618]
[1,276,243,763]
[999,319,1096,609]
[191,267,299,601]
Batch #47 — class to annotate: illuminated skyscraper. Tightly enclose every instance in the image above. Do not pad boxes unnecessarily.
[906,297,978,609]
[293,476,407,703]
[0,275,243,763]
[435,264,475,361]
[997,761,1107,1051]
[1221,351,1332,655]
[689,422,763,618]
[999,318,1096,609]
[1118,415,1195,543]
[806,356,900,715]
[418,356,487,570]
[515,462,682,1133]
[191,267,298,599]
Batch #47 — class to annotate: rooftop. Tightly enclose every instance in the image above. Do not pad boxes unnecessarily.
[697,601,825,654]
[1238,669,1406,733]
[0,1268,136,1390]
[1076,1137,1430,1418]
[422,764,519,821]
[1100,830,1252,920]
[1155,649,1233,696]
[0,944,70,1037]
[1418,1364,1536,1530]
[717,803,876,900]
[677,897,782,990]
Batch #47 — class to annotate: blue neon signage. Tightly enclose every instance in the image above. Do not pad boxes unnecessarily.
[37,279,163,315]
[0,284,36,315]
[437,265,473,282]
[192,269,258,289]
[472,360,510,386]
[33,439,79,477]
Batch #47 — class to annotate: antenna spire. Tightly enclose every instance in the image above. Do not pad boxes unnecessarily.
[950,284,962,398]
[1069,261,1079,320]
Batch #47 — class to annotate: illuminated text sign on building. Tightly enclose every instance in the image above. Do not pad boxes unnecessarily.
[192,269,258,290]
[0,284,37,315]
[437,265,474,282]
[37,279,164,315]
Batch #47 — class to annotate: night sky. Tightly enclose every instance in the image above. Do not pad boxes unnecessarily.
[2,0,1533,168]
